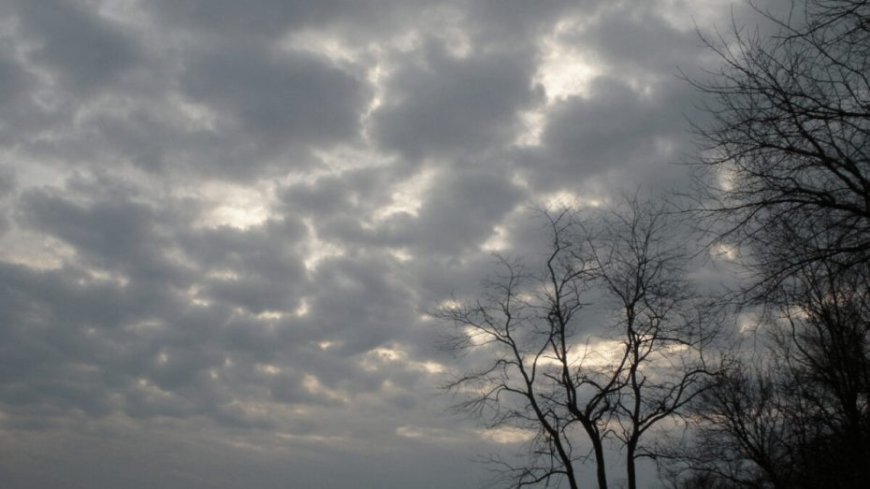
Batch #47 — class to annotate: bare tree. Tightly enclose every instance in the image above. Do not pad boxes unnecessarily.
[694,0,870,291]
[660,361,795,489]
[668,2,870,487]
[435,210,613,489]
[436,199,718,489]
[664,261,870,489]
[771,260,870,488]
[589,199,720,489]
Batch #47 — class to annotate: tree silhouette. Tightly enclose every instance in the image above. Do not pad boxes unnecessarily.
[666,1,870,487]
[694,0,870,292]
[437,199,719,489]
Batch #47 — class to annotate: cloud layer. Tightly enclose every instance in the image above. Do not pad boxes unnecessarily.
[0,0,785,487]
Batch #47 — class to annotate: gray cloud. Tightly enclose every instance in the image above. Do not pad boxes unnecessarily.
[0,51,38,144]
[517,75,697,191]
[409,167,525,253]
[10,0,142,96]
[573,6,701,77]
[150,0,350,39]
[181,47,370,149]
[373,41,542,160]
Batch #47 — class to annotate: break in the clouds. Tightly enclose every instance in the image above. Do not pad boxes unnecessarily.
[0,1,785,488]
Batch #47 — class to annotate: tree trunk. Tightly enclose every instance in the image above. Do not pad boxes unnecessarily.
[626,442,636,489]
[592,435,608,489]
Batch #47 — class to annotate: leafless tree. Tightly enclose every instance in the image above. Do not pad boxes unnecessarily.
[663,261,870,489]
[771,260,870,487]
[659,361,795,489]
[436,199,719,489]
[693,0,870,292]
[668,2,870,487]
[589,199,720,489]
[435,210,612,489]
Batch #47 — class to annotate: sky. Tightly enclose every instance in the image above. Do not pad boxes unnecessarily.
[0,1,783,488]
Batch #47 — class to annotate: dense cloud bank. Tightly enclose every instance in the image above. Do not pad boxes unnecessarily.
[0,1,787,487]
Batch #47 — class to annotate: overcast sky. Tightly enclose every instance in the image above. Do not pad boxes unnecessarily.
[0,1,784,488]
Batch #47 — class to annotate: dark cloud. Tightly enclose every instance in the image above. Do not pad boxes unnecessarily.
[0,47,46,147]
[279,175,358,216]
[516,75,699,191]
[571,6,701,77]
[373,41,542,160]
[410,167,525,253]
[181,47,370,149]
[0,167,14,236]
[148,0,454,44]
[150,0,349,39]
[301,253,419,354]
[461,0,583,48]
[11,0,142,95]
[19,186,192,287]
[81,109,220,173]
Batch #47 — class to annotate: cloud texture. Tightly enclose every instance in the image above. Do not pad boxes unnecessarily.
[0,0,786,487]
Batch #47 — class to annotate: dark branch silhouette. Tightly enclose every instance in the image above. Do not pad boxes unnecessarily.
[436,198,719,489]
